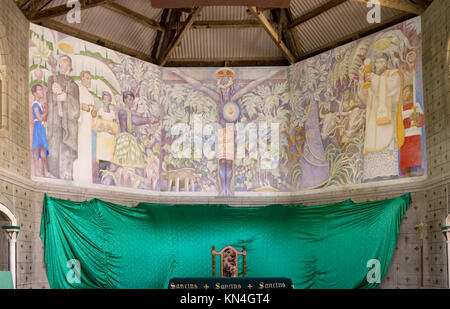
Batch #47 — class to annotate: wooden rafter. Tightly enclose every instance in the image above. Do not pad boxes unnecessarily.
[190,20,276,29]
[288,0,346,29]
[35,19,154,63]
[16,0,31,9]
[158,7,202,66]
[298,12,414,61]
[29,0,114,22]
[284,8,303,57]
[248,6,296,64]
[351,0,426,15]
[157,9,181,63]
[22,0,53,17]
[151,8,170,61]
[102,2,165,32]
[270,8,298,60]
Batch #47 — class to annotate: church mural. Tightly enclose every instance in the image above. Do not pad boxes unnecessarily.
[162,67,290,194]
[29,24,162,191]
[28,16,425,196]
[289,16,425,189]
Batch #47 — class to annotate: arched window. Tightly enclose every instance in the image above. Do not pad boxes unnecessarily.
[0,203,19,289]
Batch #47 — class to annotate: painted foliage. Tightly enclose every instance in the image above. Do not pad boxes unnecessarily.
[289,16,425,190]
[162,67,290,194]
[29,17,425,196]
[29,24,162,191]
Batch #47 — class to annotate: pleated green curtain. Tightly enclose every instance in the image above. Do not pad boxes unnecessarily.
[40,193,411,289]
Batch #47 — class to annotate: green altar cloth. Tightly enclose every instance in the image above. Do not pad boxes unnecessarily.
[40,193,411,289]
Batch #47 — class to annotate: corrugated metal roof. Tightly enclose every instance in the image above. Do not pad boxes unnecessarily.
[52,6,159,56]
[289,0,330,17]
[17,0,412,64]
[115,0,163,21]
[197,6,253,20]
[170,27,284,59]
[293,0,402,52]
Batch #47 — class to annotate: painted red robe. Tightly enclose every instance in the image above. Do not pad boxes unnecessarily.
[400,102,424,175]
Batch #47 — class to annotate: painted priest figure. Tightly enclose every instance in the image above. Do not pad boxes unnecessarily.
[46,55,80,181]
[358,52,404,182]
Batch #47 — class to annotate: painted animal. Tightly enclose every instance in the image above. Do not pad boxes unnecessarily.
[116,167,135,187]
[319,107,340,140]
[162,168,203,192]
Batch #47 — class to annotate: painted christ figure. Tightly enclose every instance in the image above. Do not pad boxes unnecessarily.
[46,55,80,180]
[172,68,283,196]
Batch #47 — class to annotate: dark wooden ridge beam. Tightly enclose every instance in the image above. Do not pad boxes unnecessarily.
[248,6,296,64]
[190,20,272,29]
[351,0,427,15]
[150,0,291,8]
[164,57,290,67]
[288,0,346,29]
[298,12,415,61]
[102,2,165,32]
[35,19,154,63]
[158,7,202,66]
[29,0,114,22]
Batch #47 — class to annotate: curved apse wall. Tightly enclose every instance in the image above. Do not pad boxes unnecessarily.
[28,16,425,197]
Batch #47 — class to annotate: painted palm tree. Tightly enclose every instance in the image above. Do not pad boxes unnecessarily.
[240,82,290,191]
[170,68,285,196]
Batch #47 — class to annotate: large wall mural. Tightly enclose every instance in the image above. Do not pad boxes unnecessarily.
[29,17,425,196]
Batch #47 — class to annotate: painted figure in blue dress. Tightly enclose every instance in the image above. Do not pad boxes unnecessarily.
[31,84,54,178]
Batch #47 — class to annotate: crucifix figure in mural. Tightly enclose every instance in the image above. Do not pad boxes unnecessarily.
[172,68,283,196]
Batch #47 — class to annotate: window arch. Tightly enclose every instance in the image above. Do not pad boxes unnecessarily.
[0,201,17,289]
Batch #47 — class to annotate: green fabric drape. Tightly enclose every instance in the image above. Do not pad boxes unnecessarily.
[40,193,411,289]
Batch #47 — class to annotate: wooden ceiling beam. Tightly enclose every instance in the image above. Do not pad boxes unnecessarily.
[17,0,31,9]
[284,8,303,57]
[351,0,426,15]
[29,0,114,22]
[102,2,165,32]
[157,9,182,63]
[288,0,346,29]
[158,7,202,66]
[270,8,299,60]
[151,8,170,61]
[164,57,290,67]
[22,0,53,17]
[298,12,414,61]
[248,6,296,64]
[150,0,291,8]
[190,20,271,29]
[35,19,154,63]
